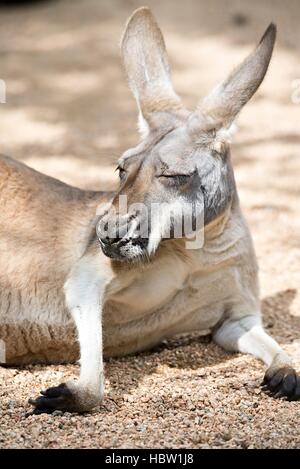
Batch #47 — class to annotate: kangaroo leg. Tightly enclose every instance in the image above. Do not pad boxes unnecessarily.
[28,253,112,414]
[213,315,300,400]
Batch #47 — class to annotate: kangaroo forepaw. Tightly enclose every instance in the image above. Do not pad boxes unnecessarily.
[26,381,102,415]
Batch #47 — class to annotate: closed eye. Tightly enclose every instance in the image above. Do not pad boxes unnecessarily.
[116,165,127,181]
[158,173,193,185]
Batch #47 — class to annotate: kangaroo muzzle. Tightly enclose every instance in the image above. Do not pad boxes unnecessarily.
[96,214,149,260]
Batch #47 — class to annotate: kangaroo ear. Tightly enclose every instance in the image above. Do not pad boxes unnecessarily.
[121,7,182,132]
[194,23,276,132]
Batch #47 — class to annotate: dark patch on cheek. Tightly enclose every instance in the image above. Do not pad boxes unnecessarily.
[200,157,235,226]
[178,175,202,234]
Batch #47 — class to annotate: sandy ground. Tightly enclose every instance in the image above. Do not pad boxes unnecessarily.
[0,0,300,449]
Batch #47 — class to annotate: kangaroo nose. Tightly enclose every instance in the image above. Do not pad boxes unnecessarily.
[100,235,122,246]
[97,219,129,246]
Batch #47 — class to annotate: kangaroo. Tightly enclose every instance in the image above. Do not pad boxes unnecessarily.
[0,7,299,415]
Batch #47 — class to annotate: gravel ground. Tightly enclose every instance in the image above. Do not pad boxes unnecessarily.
[1,337,300,449]
[0,0,300,449]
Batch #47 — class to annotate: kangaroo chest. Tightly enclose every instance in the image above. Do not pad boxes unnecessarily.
[102,249,238,340]
[104,254,191,325]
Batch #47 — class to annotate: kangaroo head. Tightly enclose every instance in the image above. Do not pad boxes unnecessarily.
[97,7,276,262]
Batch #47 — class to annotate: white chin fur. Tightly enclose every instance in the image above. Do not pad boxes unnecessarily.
[119,241,144,260]
[147,197,198,256]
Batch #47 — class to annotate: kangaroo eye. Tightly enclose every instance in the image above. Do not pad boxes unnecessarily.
[116,166,126,181]
[159,173,192,185]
